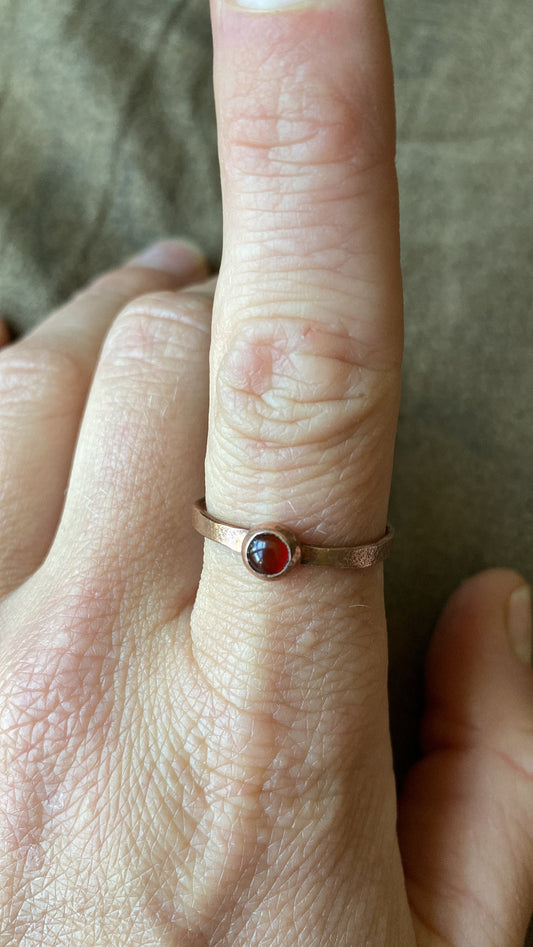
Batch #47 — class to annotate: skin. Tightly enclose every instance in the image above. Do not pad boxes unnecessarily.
[0,0,532,944]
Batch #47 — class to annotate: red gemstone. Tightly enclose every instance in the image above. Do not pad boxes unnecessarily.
[246,532,291,577]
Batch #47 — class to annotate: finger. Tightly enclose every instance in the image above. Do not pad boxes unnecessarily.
[0,318,10,348]
[0,241,209,599]
[43,276,216,619]
[194,0,402,728]
[399,570,533,946]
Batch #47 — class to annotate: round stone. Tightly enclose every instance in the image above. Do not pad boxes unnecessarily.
[245,531,291,577]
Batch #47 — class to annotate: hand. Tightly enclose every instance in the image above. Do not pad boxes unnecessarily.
[1,0,532,944]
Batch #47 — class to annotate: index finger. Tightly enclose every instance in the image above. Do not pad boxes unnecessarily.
[194,0,402,711]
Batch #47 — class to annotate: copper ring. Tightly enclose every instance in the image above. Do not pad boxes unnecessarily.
[192,498,394,580]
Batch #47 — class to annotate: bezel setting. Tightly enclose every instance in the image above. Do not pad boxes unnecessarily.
[242,525,301,579]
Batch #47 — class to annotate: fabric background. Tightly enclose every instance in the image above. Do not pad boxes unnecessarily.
[0,0,532,938]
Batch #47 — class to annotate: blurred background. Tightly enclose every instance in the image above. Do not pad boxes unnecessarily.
[0,0,532,936]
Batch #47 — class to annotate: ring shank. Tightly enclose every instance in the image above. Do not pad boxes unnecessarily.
[192,499,394,570]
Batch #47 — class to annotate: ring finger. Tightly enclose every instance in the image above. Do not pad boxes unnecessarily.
[0,240,209,600]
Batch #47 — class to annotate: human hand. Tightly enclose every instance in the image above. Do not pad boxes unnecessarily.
[1,0,532,944]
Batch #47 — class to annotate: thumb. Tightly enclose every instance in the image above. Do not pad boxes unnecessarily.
[398,569,533,946]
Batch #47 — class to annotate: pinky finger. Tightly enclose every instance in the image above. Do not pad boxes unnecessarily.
[0,318,11,348]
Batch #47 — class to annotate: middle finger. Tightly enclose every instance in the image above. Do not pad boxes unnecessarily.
[0,242,208,600]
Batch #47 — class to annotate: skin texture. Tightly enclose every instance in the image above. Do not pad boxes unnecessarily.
[0,0,532,944]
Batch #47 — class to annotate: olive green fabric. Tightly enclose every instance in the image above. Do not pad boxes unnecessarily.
[0,0,532,938]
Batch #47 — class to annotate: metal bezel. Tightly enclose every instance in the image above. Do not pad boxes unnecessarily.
[242,525,301,580]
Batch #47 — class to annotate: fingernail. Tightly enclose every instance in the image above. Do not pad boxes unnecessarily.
[128,239,208,278]
[230,0,312,10]
[508,584,532,665]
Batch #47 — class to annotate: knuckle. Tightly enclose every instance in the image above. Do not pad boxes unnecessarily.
[101,290,211,373]
[0,341,88,415]
[225,70,393,178]
[216,317,391,453]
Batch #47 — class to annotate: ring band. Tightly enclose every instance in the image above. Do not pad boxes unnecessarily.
[192,498,394,580]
